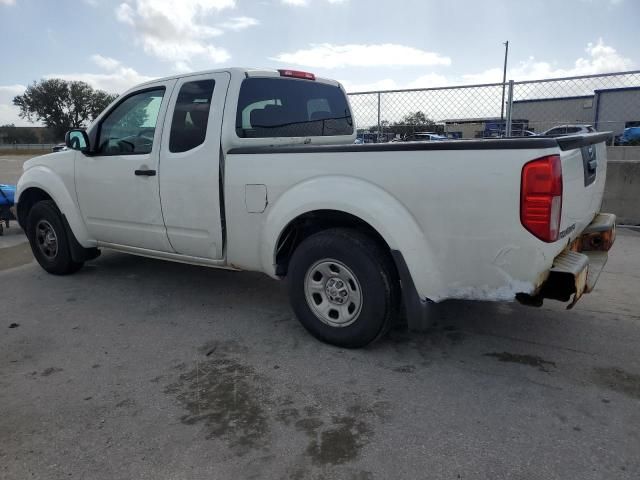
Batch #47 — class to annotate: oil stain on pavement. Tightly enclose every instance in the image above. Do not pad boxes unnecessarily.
[164,340,269,456]
[276,401,388,467]
[165,339,390,467]
[484,351,557,372]
[592,367,640,400]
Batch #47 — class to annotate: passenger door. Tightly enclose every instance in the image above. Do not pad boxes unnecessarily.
[76,81,176,252]
[158,72,230,259]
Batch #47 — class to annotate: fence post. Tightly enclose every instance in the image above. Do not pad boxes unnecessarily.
[377,92,381,142]
[505,80,514,137]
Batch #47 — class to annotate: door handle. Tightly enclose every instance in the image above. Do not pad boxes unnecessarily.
[134,169,156,176]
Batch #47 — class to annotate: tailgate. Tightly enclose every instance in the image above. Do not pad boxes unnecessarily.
[555,132,611,242]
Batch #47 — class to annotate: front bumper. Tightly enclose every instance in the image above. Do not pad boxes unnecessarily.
[520,213,616,309]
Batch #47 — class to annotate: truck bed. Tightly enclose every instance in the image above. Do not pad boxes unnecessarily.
[224,132,611,303]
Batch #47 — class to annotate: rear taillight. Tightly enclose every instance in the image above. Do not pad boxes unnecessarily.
[278,69,316,80]
[520,154,563,242]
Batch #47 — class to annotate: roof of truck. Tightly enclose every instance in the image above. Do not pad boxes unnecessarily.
[133,67,340,90]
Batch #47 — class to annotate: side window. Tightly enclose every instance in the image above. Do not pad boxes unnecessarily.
[567,127,581,134]
[98,88,165,155]
[169,80,215,153]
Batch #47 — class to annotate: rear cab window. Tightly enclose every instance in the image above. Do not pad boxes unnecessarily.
[235,78,353,138]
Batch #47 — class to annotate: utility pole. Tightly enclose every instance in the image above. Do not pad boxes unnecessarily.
[500,40,509,122]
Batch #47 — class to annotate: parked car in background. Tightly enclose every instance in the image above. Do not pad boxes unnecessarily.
[511,130,538,137]
[617,126,640,145]
[486,129,538,138]
[51,143,67,152]
[542,125,596,136]
[405,132,447,141]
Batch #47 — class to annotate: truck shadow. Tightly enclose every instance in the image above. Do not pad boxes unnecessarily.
[77,250,599,380]
[79,250,566,356]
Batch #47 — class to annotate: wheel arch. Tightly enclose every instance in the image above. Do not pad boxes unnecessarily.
[16,167,94,248]
[273,209,390,276]
[259,176,444,302]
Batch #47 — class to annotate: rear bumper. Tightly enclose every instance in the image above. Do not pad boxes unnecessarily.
[518,213,616,308]
[394,213,617,330]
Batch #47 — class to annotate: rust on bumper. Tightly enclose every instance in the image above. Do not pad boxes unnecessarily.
[571,213,617,252]
[518,213,616,309]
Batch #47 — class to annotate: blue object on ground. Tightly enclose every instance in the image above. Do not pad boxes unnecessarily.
[619,127,640,145]
[0,184,16,206]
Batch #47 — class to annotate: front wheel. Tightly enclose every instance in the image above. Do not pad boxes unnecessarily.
[26,200,84,275]
[288,228,399,348]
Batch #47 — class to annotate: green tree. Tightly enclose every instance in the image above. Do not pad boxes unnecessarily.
[13,79,117,140]
[387,111,439,137]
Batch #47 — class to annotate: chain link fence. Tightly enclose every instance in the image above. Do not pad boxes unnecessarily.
[347,70,640,144]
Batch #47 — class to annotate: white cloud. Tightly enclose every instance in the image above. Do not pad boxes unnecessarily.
[90,54,122,71]
[407,73,450,89]
[340,78,400,93]
[272,43,451,69]
[217,16,259,31]
[341,73,449,93]
[46,55,155,94]
[0,85,26,95]
[115,0,235,70]
[281,0,347,5]
[0,0,16,6]
[463,38,633,84]
[0,84,27,126]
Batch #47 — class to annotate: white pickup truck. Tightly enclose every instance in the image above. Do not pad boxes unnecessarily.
[15,68,616,347]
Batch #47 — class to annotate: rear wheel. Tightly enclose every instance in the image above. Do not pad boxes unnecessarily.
[288,228,399,348]
[26,200,84,275]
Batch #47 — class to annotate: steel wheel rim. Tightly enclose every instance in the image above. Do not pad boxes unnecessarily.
[35,219,58,260]
[304,259,363,328]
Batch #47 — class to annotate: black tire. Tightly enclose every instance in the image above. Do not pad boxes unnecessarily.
[288,228,399,348]
[26,200,84,275]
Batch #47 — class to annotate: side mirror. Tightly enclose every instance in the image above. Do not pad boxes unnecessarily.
[65,129,90,152]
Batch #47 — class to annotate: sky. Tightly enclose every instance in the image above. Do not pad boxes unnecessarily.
[0,0,638,126]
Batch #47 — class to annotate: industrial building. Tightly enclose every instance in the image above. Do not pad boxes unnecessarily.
[511,86,640,136]
[438,86,640,139]
[441,117,529,139]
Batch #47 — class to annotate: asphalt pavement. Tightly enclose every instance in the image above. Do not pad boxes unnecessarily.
[1,226,639,480]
